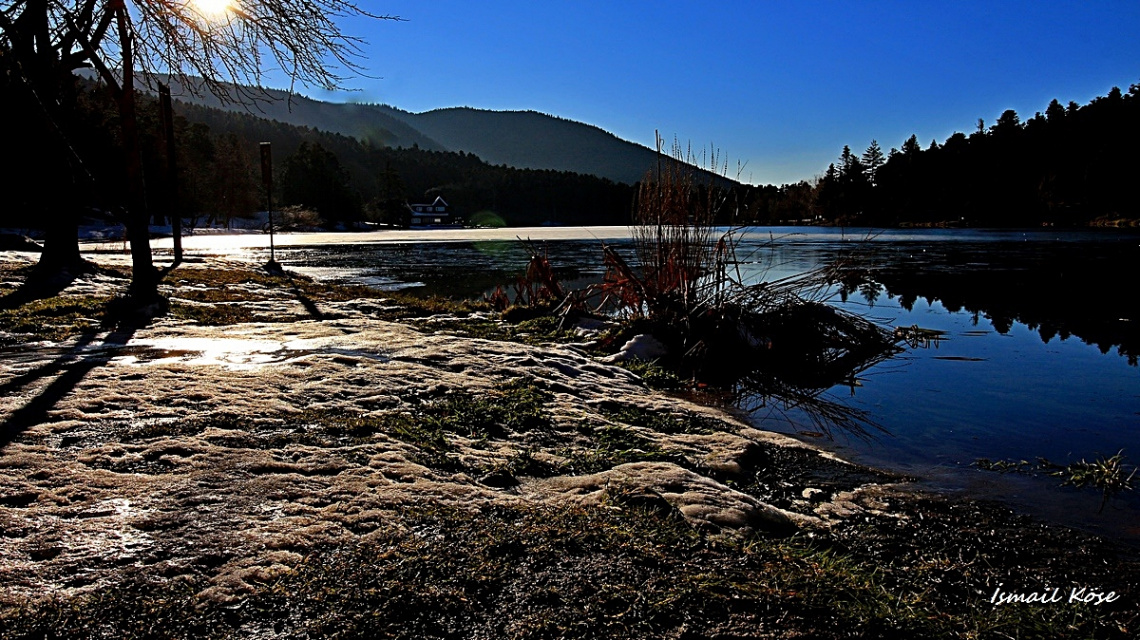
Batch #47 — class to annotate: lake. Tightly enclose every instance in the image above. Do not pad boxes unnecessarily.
[150,226,1140,543]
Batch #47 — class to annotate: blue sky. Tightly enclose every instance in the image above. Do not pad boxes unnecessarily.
[304,1,1140,185]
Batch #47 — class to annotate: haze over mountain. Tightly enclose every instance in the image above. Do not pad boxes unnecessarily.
[164,80,666,185]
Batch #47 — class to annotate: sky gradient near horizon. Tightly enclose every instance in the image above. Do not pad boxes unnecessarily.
[303,1,1140,185]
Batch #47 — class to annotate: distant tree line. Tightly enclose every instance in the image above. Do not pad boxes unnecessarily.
[733,82,1140,227]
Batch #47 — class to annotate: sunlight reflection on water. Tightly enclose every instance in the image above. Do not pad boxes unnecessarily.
[112,338,290,369]
[108,338,388,370]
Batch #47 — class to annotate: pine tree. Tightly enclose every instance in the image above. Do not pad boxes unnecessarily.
[1045,98,1065,123]
[901,134,922,156]
[861,140,885,185]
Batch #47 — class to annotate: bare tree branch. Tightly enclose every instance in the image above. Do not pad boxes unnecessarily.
[3,1,399,103]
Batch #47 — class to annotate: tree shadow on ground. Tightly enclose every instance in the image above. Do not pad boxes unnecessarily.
[286,275,327,320]
[0,267,83,310]
[1,260,337,447]
[0,311,151,448]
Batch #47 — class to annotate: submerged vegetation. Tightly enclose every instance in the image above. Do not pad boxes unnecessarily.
[1060,451,1137,505]
[975,451,1137,512]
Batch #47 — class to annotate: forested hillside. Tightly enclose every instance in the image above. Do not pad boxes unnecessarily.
[160,78,446,152]
[177,101,636,226]
[391,107,665,185]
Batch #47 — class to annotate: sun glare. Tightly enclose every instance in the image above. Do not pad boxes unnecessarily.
[193,0,233,18]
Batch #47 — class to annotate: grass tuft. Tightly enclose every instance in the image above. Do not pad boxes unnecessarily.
[1054,450,1136,512]
[0,295,113,343]
[616,357,686,390]
[974,451,1136,512]
[559,424,688,475]
[422,378,554,441]
[603,404,721,435]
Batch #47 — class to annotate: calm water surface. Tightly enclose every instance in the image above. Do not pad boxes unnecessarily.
[156,226,1140,542]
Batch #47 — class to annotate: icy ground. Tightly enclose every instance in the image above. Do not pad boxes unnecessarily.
[0,252,887,607]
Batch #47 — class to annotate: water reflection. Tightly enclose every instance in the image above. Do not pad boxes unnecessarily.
[0,337,390,372]
[835,240,1139,365]
[734,368,887,441]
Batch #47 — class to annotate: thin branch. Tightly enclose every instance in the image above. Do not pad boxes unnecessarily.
[4,1,399,107]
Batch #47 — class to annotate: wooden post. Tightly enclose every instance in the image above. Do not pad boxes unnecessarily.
[260,142,276,265]
[159,83,182,263]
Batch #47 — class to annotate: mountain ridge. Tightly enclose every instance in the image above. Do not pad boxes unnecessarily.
[399,106,665,184]
[159,79,447,152]
[161,79,676,185]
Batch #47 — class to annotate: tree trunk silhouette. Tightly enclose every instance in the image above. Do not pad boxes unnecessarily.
[113,3,157,298]
[6,0,89,280]
[35,209,83,274]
